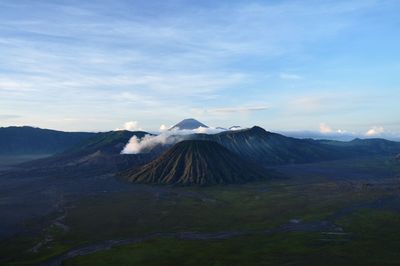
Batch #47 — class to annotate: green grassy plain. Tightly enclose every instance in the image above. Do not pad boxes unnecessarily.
[64,208,400,266]
[2,157,400,265]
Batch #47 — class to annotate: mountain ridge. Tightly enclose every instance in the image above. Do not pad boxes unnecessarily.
[3,124,400,179]
[0,126,95,155]
[189,126,400,165]
[14,130,158,177]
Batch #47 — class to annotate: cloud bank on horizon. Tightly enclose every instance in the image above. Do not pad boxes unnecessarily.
[283,123,400,141]
[0,0,399,136]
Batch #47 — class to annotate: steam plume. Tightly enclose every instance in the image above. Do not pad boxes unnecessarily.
[121,126,225,154]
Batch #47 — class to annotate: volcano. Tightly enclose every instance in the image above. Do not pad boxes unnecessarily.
[122,140,267,185]
[169,118,208,130]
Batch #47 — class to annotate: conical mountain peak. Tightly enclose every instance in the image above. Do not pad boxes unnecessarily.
[169,118,208,130]
[122,140,266,185]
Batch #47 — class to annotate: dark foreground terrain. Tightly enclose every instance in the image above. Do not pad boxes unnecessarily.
[1,155,400,265]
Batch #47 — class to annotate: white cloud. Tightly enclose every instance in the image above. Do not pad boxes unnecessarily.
[116,121,142,131]
[365,126,384,137]
[319,123,347,135]
[1,0,393,132]
[319,123,332,133]
[159,124,171,131]
[229,126,244,131]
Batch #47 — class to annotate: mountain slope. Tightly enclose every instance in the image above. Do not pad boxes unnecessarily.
[0,126,94,155]
[189,126,339,165]
[63,130,149,156]
[15,130,159,177]
[169,118,208,130]
[122,140,267,185]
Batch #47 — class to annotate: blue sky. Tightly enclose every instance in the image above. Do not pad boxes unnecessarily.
[0,0,399,138]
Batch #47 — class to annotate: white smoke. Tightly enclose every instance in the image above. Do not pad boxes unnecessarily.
[121,126,226,154]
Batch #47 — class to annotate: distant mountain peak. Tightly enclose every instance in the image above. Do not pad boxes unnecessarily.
[237,126,268,135]
[169,118,208,130]
[225,126,266,134]
[250,126,266,132]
